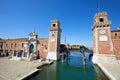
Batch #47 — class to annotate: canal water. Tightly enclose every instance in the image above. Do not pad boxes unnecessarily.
[30,51,109,80]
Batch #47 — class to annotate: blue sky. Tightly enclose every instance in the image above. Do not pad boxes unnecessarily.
[0,0,120,47]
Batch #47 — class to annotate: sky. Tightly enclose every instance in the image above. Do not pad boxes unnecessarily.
[0,0,120,47]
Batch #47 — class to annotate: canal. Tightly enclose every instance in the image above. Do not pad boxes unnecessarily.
[30,51,109,80]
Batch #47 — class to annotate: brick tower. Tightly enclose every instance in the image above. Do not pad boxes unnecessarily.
[47,20,62,60]
[92,12,113,54]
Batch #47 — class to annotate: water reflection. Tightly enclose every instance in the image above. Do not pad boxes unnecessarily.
[30,51,108,80]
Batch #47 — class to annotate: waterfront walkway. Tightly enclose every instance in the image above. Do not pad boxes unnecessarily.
[93,54,120,80]
[99,61,120,80]
[0,57,43,80]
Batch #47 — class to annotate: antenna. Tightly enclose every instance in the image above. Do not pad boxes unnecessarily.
[32,27,35,33]
[65,37,66,45]
[98,3,100,13]
[97,0,100,13]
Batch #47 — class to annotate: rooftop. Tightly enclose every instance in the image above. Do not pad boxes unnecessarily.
[111,28,120,32]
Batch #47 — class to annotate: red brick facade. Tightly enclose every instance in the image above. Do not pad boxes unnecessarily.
[0,38,27,56]
[38,38,48,58]
[0,38,48,58]
[111,29,120,55]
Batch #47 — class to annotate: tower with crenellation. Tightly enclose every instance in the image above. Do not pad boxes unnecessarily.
[92,12,113,54]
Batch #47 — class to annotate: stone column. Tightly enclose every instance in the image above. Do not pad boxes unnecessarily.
[12,51,14,58]
[22,51,24,58]
[27,46,29,59]
[16,51,18,57]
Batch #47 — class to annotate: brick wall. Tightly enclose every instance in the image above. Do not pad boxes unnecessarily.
[0,38,49,58]
[111,30,120,55]
[0,38,27,56]
[38,38,48,59]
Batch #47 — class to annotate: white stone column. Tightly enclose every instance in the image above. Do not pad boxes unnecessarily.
[27,45,29,59]
[11,51,14,58]
[16,51,18,57]
[22,51,24,58]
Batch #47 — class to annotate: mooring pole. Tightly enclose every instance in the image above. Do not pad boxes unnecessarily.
[82,56,86,65]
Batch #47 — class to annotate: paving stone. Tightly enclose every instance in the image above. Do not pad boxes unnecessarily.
[0,57,43,80]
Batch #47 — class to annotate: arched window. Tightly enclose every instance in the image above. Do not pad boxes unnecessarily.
[22,43,24,48]
[0,44,2,49]
[15,43,17,48]
[114,33,117,39]
[53,24,56,27]
[41,44,44,46]
[14,50,17,56]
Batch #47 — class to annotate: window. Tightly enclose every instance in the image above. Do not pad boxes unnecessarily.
[99,18,104,22]
[22,43,24,48]
[15,43,16,48]
[0,44,2,49]
[45,45,47,49]
[44,45,47,52]
[53,24,56,27]
[115,33,117,36]
[114,33,117,39]
[41,44,44,46]
[14,50,17,56]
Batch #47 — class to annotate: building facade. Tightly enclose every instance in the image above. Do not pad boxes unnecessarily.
[92,12,120,56]
[111,29,120,56]
[0,20,62,60]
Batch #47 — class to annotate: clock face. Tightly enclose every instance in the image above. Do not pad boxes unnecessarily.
[51,33,55,42]
[99,29,106,34]
[52,33,55,37]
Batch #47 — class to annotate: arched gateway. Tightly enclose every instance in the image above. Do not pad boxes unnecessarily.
[27,30,38,61]
[29,44,34,54]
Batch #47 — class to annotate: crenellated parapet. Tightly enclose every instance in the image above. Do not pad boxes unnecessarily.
[92,12,112,30]
[49,20,62,32]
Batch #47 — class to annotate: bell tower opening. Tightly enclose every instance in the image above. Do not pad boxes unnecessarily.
[99,18,104,22]
[53,24,56,27]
